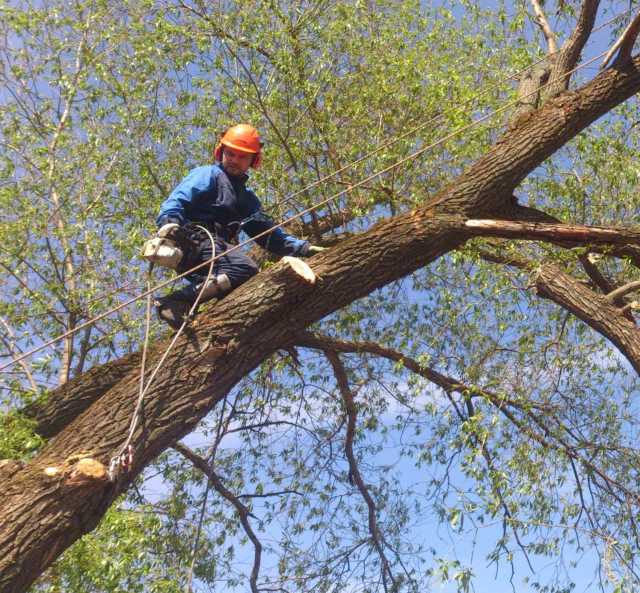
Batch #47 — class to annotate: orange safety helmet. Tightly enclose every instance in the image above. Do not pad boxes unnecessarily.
[214,124,263,169]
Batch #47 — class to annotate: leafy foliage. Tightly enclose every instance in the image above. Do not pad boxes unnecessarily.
[33,504,188,593]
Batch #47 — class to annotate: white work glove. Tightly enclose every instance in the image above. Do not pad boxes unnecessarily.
[157,223,181,239]
[306,245,326,255]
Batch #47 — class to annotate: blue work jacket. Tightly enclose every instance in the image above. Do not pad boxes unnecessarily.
[156,164,309,256]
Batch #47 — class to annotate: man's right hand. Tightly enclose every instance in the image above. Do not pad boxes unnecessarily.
[306,245,326,255]
[157,223,189,243]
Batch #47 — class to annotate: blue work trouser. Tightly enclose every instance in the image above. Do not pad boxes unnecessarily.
[171,236,258,302]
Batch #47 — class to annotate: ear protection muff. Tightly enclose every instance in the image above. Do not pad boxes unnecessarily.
[214,142,223,162]
[251,150,262,169]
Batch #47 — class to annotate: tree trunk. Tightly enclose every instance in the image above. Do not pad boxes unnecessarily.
[3,56,640,593]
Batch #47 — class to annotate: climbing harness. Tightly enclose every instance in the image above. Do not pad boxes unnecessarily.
[108,225,216,482]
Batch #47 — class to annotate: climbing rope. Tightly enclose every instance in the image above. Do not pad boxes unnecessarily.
[108,225,216,481]
[0,38,630,375]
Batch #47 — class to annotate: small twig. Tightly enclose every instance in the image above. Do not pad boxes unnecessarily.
[606,280,640,302]
[323,349,397,593]
[579,255,636,323]
[296,331,550,413]
[181,397,232,592]
[619,301,639,314]
[174,443,263,593]
[0,317,39,392]
[464,397,535,573]
[237,489,303,499]
[177,0,274,60]
[476,247,534,271]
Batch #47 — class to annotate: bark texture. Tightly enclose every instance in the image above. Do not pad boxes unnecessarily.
[542,0,600,101]
[3,55,640,593]
[22,351,142,438]
[535,264,640,374]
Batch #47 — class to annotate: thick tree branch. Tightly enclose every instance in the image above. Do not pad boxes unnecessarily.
[22,351,142,439]
[602,10,640,69]
[579,253,616,295]
[465,219,640,246]
[543,0,600,101]
[480,202,640,268]
[510,64,550,125]
[531,0,558,54]
[469,216,640,308]
[479,246,640,366]
[535,264,640,374]
[577,254,635,321]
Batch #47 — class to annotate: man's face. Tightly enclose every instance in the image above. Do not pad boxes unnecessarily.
[221,146,255,176]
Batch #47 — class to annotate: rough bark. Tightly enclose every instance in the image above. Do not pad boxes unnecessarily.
[542,0,600,101]
[3,55,640,593]
[509,63,550,125]
[22,351,142,439]
[535,264,640,374]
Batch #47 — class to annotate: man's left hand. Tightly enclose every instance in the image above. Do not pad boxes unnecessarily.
[307,245,326,255]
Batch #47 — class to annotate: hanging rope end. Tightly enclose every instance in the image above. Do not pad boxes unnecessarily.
[108,445,134,482]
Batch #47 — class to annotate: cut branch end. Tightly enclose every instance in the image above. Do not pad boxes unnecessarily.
[281,256,316,284]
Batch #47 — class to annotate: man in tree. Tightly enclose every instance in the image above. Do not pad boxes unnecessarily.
[153,124,323,328]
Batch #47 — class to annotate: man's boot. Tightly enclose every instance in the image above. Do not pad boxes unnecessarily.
[154,293,193,330]
[155,274,232,330]
[196,273,232,301]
